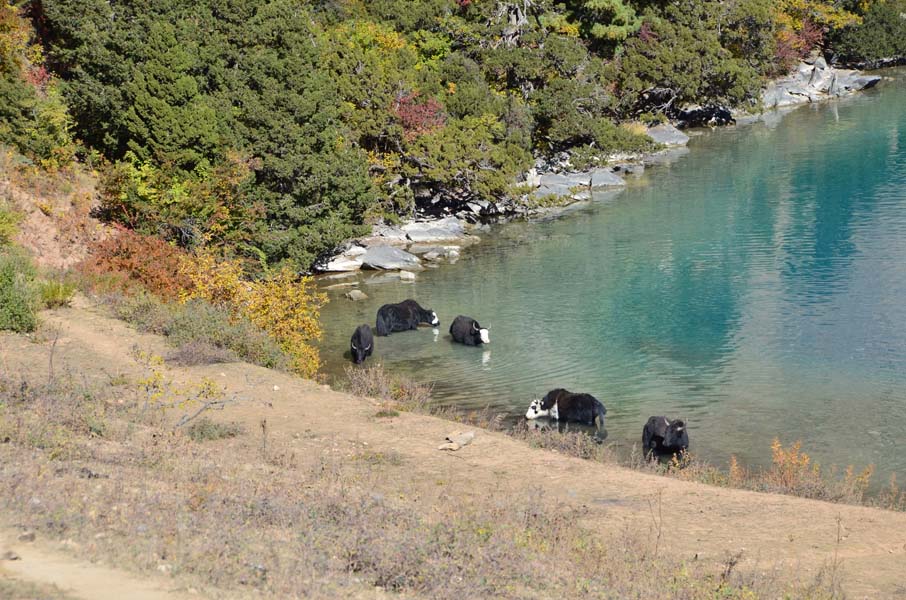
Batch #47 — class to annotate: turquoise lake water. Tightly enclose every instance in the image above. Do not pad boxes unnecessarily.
[318,68,906,481]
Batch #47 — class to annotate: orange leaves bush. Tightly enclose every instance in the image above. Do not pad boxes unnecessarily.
[82,231,327,378]
[79,225,193,300]
[179,252,326,377]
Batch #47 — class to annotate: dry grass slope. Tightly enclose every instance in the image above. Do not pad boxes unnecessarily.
[0,365,842,599]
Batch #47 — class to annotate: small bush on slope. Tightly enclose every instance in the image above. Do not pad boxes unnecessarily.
[0,249,38,332]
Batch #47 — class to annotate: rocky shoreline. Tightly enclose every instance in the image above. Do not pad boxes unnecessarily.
[314,60,884,292]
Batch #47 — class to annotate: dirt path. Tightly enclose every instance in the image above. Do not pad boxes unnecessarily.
[3,301,906,598]
[0,529,195,600]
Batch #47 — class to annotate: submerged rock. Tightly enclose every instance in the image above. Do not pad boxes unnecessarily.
[344,289,368,301]
[613,162,645,177]
[361,245,421,270]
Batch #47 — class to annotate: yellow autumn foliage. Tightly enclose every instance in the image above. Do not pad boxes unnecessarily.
[774,0,861,32]
[179,252,327,377]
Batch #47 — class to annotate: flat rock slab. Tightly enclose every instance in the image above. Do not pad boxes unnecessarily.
[534,172,592,199]
[646,123,689,146]
[589,168,627,188]
[361,245,421,270]
[401,217,466,243]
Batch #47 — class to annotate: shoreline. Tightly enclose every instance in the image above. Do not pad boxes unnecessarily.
[3,303,906,597]
[314,59,885,287]
[311,64,905,489]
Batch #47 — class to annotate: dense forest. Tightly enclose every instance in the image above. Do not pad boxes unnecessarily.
[2,0,905,271]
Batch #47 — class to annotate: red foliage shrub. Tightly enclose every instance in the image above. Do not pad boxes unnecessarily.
[394,92,446,141]
[638,21,658,44]
[78,226,194,300]
[775,19,824,72]
[24,65,50,90]
[796,19,824,55]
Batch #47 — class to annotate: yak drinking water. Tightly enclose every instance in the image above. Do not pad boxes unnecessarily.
[350,324,374,364]
[525,388,606,429]
[375,299,439,336]
[642,416,689,456]
[449,315,489,346]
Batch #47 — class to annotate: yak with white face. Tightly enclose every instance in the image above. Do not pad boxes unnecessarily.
[642,416,689,456]
[375,299,439,336]
[350,324,374,364]
[449,315,489,346]
[525,388,606,429]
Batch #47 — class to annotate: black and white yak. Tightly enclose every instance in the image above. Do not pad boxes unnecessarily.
[524,388,606,429]
[449,315,489,346]
[642,416,689,456]
[350,324,374,364]
[375,299,439,336]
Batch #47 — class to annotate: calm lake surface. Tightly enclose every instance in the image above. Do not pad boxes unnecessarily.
[319,67,906,481]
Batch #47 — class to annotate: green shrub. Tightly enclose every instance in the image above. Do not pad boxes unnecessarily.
[0,249,38,332]
[830,0,906,64]
[167,299,290,371]
[615,1,764,116]
[39,278,76,308]
[107,292,175,335]
[165,340,236,366]
[107,293,288,370]
[0,200,20,246]
[185,416,243,441]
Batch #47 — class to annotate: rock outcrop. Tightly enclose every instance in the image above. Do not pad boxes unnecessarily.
[762,59,881,109]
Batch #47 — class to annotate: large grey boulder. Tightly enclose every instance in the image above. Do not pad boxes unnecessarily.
[646,123,689,146]
[320,244,366,272]
[589,168,627,188]
[849,74,881,91]
[361,245,422,270]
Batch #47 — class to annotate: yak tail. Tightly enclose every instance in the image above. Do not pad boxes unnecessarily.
[375,314,390,336]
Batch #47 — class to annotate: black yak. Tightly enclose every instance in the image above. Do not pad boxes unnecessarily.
[350,324,374,364]
[642,416,689,456]
[449,315,489,346]
[375,299,439,336]
[525,388,606,429]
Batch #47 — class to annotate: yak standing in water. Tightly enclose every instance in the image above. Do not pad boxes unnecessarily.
[375,299,439,336]
[350,324,374,364]
[642,416,689,456]
[449,315,489,346]
[524,388,606,429]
